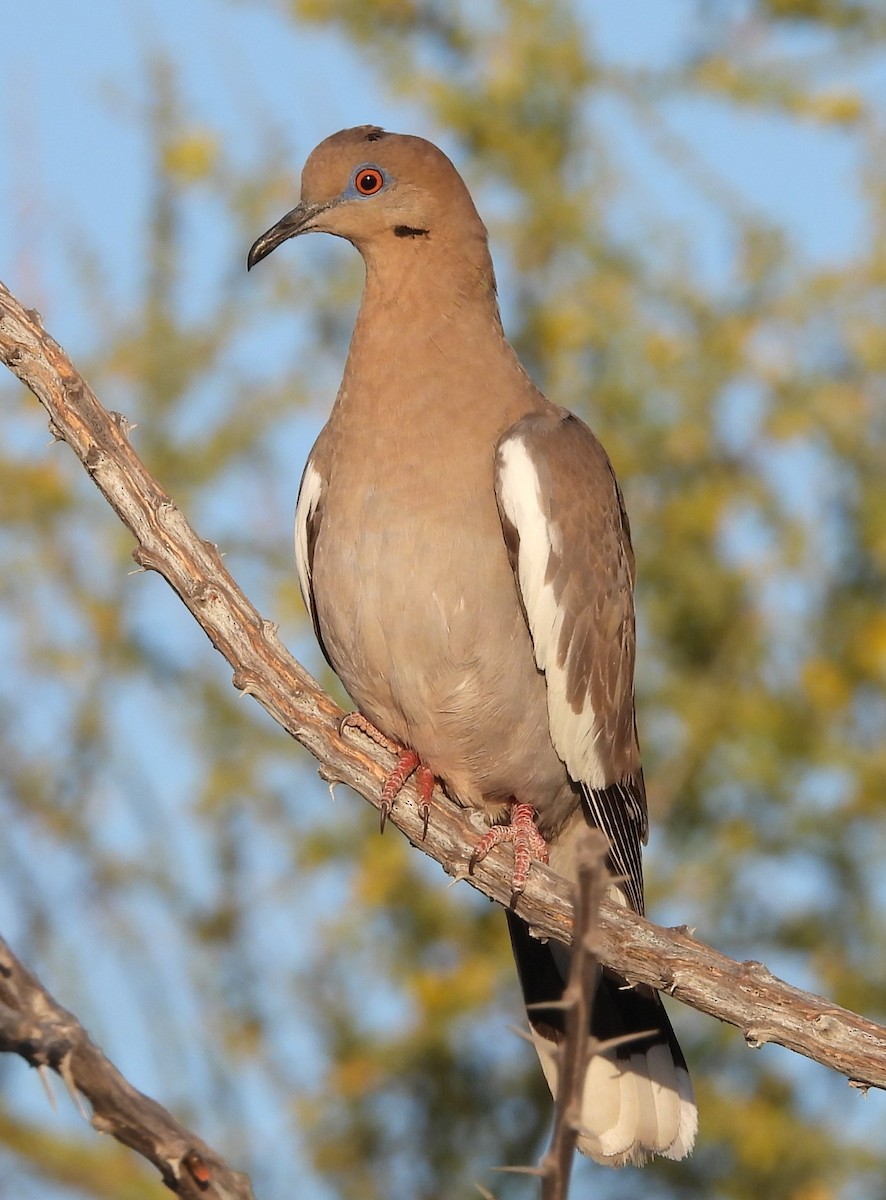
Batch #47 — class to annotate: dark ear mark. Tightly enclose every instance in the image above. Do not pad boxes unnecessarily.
[394,225,430,238]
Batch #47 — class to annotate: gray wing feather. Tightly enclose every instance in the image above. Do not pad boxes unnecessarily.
[494,408,648,913]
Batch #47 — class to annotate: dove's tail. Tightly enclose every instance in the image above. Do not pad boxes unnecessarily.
[507,911,697,1166]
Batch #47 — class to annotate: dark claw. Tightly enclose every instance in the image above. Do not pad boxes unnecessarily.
[379,801,390,835]
[420,804,430,841]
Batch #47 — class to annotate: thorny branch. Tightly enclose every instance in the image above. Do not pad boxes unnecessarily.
[538,829,609,1200]
[0,933,254,1199]
[2,279,886,1189]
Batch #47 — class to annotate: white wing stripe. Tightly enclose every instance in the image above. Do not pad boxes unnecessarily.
[496,436,561,670]
[294,458,323,627]
[497,435,607,788]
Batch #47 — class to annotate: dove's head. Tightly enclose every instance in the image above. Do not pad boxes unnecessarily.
[247,126,488,268]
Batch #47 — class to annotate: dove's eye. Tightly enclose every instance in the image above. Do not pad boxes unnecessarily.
[353,167,385,196]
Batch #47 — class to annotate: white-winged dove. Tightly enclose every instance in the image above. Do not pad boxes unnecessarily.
[248,126,697,1166]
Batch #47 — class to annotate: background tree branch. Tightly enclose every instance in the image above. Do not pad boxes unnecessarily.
[2,278,885,1189]
[0,933,255,1200]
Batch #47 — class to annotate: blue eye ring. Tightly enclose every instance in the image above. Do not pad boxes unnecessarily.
[352,165,385,196]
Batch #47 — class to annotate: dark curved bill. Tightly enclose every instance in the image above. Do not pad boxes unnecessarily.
[247,200,332,270]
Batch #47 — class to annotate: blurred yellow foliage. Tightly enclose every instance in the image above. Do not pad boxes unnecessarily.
[850,612,886,679]
[644,330,686,370]
[161,129,218,183]
[412,955,498,1022]
[353,825,411,907]
[767,406,816,440]
[802,89,865,125]
[331,1053,383,1099]
[847,319,886,371]
[693,55,740,95]
[802,657,851,711]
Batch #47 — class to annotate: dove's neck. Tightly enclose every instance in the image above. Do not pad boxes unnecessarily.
[335,230,537,427]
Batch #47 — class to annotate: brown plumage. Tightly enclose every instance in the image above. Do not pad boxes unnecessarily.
[248,125,696,1166]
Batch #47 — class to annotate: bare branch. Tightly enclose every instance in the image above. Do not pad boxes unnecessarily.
[1,279,886,1175]
[0,934,255,1199]
[539,829,609,1200]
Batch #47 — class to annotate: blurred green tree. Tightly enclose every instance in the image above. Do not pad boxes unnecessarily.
[1,3,885,1199]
